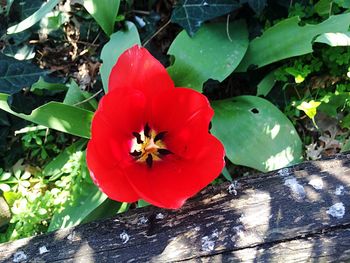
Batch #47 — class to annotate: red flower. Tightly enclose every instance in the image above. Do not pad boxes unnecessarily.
[86,45,225,209]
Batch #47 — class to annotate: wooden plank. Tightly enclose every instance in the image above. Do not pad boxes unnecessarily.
[0,153,350,262]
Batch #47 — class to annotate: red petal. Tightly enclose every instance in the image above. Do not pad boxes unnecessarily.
[87,141,139,202]
[108,45,174,97]
[149,88,213,134]
[124,134,225,209]
[97,88,147,136]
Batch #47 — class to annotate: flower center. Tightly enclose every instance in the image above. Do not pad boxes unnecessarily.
[130,123,172,168]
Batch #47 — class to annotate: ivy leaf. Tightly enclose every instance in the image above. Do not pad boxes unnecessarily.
[0,53,50,95]
[240,0,267,14]
[171,0,240,36]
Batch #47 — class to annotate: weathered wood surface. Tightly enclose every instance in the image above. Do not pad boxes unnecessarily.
[1,153,350,263]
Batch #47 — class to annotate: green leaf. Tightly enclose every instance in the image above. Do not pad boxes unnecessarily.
[237,13,350,71]
[84,0,120,36]
[83,0,120,36]
[3,44,35,60]
[63,80,97,111]
[43,139,87,180]
[341,113,350,129]
[0,93,93,138]
[81,200,129,224]
[211,96,303,172]
[137,199,150,208]
[7,0,60,34]
[100,21,140,93]
[167,21,248,92]
[334,0,350,8]
[314,0,332,16]
[0,53,50,94]
[48,184,107,231]
[256,69,277,96]
[31,77,68,96]
[315,32,350,46]
[0,194,11,228]
[171,0,240,36]
[319,92,350,117]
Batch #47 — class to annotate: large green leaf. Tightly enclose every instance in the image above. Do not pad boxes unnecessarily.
[100,21,140,93]
[211,96,303,172]
[171,0,240,36]
[0,93,93,138]
[0,53,50,94]
[7,0,60,34]
[237,13,350,71]
[83,0,120,36]
[167,21,248,92]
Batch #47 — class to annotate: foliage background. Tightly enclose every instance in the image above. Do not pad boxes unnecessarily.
[0,0,349,243]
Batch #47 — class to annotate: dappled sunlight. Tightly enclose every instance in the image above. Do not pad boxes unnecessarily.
[264,124,280,140]
[316,32,350,46]
[73,243,94,263]
[233,190,271,246]
[264,146,296,171]
[152,234,193,261]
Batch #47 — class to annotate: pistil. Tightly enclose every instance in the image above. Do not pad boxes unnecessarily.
[130,123,172,167]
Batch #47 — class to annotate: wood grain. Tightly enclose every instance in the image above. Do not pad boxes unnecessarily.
[1,153,350,262]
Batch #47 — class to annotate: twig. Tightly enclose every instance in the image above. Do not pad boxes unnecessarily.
[142,20,171,46]
[132,10,151,15]
[226,14,233,42]
[73,89,103,107]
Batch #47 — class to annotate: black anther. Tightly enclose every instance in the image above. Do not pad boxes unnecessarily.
[146,154,153,168]
[144,123,151,138]
[154,131,167,142]
[158,149,172,156]
[132,132,143,144]
[130,150,142,157]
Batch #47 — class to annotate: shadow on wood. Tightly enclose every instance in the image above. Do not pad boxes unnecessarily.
[0,153,350,262]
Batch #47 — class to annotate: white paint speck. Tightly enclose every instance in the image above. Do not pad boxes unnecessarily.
[155,213,164,220]
[327,202,345,219]
[194,226,201,232]
[278,168,291,176]
[335,185,345,196]
[231,225,245,242]
[138,216,148,225]
[201,229,219,252]
[308,178,324,190]
[120,231,130,244]
[67,231,76,241]
[13,251,27,262]
[39,246,48,254]
[228,181,239,195]
[134,16,146,28]
[284,177,306,201]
